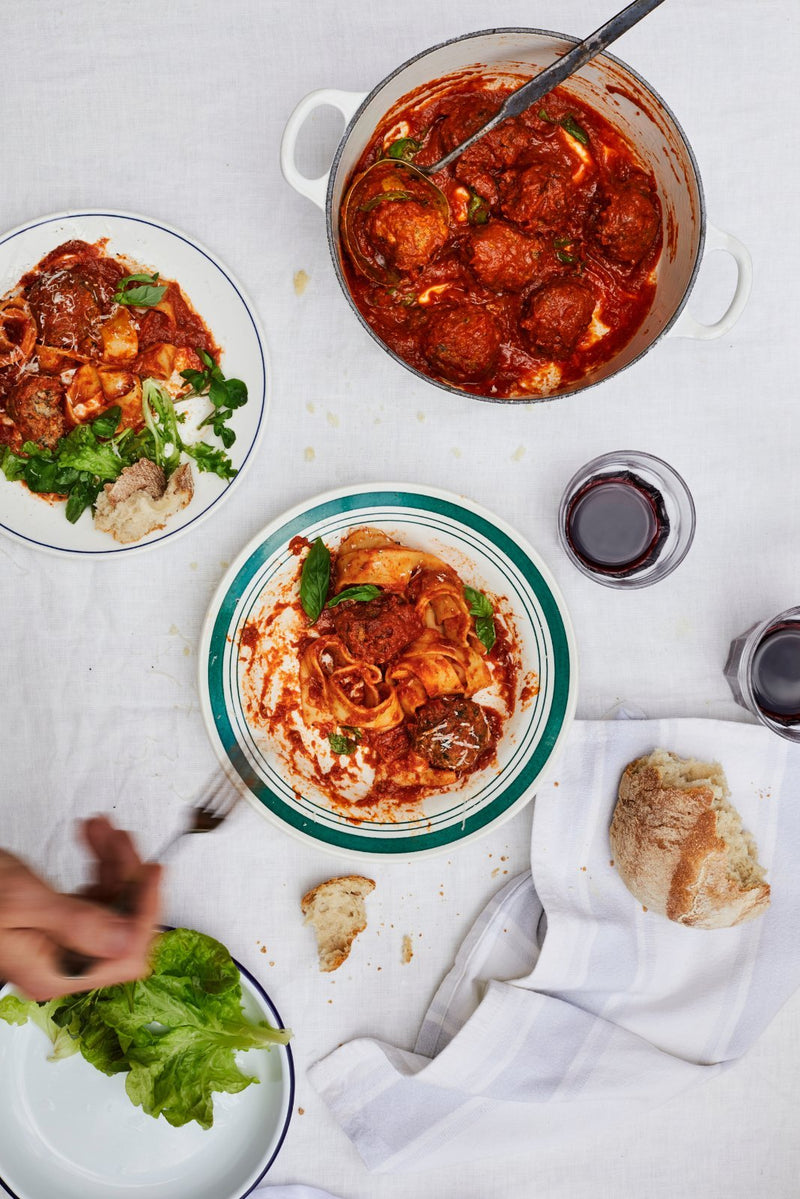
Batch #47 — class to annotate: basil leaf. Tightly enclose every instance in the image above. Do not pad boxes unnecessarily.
[464,585,496,652]
[466,192,490,226]
[561,114,589,145]
[300,537,331,622]
[114,272,167,307]
[326,584,381,608]
[556,249,576,264]
[386,137,421,162]
[538,108,558,123]
[329,731,360,755]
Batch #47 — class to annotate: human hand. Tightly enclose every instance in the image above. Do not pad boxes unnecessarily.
[0,816,162,1001]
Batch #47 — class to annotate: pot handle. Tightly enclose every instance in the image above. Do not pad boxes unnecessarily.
[280,89,367,210]
[667,223,753,341]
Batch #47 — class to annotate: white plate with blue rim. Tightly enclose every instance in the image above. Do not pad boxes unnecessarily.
[199,482,578,858]
[0,210,268,557]
[0,960,293,1199]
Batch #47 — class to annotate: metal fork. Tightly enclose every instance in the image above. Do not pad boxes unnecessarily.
[59,771,242,979]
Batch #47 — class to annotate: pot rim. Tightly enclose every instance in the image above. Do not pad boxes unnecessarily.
[324,26,707,406]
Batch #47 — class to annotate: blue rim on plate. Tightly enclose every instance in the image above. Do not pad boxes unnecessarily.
[199,483,578,857]
[0,210,269,557]
[0,957,294,1199]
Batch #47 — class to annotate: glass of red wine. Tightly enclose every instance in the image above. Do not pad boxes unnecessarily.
[557,450,696,589]
[724,606,800,742]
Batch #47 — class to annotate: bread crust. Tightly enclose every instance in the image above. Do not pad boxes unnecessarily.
[301,875,375,972]
[610,751,770,929]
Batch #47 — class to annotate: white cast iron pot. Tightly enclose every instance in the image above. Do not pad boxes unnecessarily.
[281,28,752,403]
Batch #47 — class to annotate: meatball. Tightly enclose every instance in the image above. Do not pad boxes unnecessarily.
[331,592,423,665]
[595,183,660,264]
[422,305,502,382]
[6,375,67,448]
[520,278,596,359]
[467,221,542,293]
[499,161,573,231]
[364,198,449,273]
[411,695,492,772]
[27,269,102,351]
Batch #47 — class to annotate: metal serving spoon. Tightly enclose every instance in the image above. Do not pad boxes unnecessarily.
[342,0,667,285]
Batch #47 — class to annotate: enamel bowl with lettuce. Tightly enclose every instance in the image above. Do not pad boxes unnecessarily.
[0,928,294,1199]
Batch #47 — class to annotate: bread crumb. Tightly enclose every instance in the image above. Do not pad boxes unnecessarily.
[304,446,315,462]
[298,1107,305,1115]
[511,445,526,462]
[260,946,267,954]
[293,269,310,295]
[401,934,414,964]
[326,411,339,428]
[491,867,500,878]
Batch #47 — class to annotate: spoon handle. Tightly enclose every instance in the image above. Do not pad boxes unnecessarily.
[432,0,667,172]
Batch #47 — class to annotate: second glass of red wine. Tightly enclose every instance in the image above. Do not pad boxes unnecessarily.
[558,451,696,589]
[724,606,800,743]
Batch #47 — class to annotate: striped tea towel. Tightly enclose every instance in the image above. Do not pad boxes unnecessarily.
[308,718,800,1173]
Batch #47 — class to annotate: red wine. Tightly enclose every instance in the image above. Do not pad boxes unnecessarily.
[564,471,669,577]
[751,623,800,724]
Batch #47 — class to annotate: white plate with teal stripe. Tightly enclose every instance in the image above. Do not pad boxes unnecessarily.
[198,483,577,857]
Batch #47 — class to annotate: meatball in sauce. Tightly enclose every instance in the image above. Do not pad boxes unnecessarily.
[340,75,662,398]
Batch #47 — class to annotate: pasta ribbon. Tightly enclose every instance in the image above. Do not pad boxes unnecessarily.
[334,526,455,593]
[299,635,405,731]
[100,308,138,363]
[387,628,491,716]
[0,299,37,367]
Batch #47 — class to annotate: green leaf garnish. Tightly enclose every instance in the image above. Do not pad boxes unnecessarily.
[141,380,236,481]
[385,137,421,162]
[538,109,590,145]
[560,114,589,145]
[464,585,496,652]
[329,728,363,755]
[300,537,331,622]
[113,272,167,307]
[326,584,381,608]
[0,929,291,1130]
[556,249,576,264]
[466,191,490,225]
[180,350,248,450]
[359,190,414,213]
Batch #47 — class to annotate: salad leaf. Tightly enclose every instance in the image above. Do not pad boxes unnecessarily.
[113,272,167,307]
[0,928,291,1130]
[180,349,248,450]
[464,585,497,652]
[325,584,381,608]
[142,380,237,481]
[300,537,331,622]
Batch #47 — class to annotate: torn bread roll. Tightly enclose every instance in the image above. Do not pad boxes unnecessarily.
[610,748,770,929]
[94,459,194,543]
[301,875,375,971]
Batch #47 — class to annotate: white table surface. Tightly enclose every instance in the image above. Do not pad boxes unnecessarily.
[1,1,799,1195]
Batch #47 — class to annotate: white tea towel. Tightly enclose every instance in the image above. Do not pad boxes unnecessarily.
[309,719,800,1172]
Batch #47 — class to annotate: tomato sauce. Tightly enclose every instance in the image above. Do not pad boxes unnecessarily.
[340,75,662,399]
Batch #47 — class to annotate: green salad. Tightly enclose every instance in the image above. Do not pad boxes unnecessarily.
[0,927,291,1130]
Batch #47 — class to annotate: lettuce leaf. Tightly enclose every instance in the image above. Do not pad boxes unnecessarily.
[0,928,291,1129]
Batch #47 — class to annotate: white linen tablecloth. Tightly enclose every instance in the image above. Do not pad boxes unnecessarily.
[2,2,800,1197]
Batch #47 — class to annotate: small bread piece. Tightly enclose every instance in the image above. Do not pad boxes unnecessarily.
[94,460,194,543]
[610,748,770,929]
[301,875,375,972]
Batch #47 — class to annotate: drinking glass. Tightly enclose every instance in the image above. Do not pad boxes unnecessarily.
[724,605,800,743]
[557,450,696,589]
